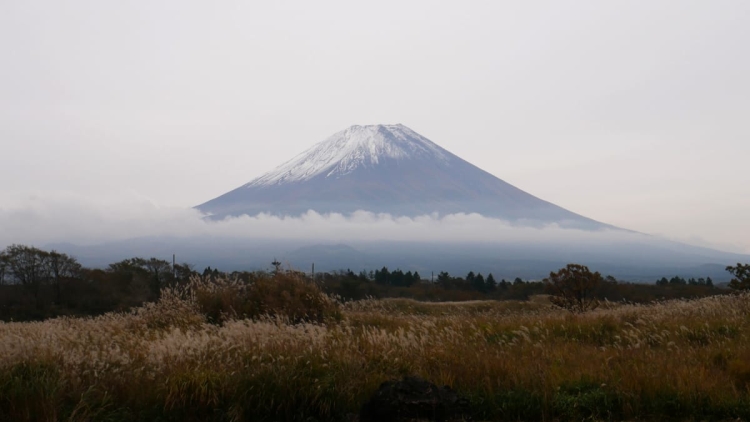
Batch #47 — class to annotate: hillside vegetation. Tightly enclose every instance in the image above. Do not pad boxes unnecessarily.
[0,244,723,322]
[2,273,750,421]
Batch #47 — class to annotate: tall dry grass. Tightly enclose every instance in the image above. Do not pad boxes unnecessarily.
[1,278,750,421]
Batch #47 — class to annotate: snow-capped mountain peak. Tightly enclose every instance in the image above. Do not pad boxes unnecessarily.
[197,123,609,229]
[246,124,450,187]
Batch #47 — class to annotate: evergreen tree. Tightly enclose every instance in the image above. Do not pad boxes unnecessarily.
[437,271,452,289]
[486,273,497,292]
[472,273,486,292]
[404,270,416,286]
[374,267,389,285]
[669,276,686,285]
[391,269,405,286]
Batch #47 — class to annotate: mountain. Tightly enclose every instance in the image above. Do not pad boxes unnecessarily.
[196,124,609,229]
[40,127,749,282]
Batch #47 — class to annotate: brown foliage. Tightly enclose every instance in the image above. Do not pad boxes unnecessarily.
[544,263,603,313]
[192,272,341,325]
[4,293,750,420]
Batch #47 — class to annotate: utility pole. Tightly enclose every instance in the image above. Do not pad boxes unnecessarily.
[173,254,176,279]
[311,263,315,281]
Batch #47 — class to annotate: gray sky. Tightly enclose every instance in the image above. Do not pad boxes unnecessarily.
[1,1,749,253]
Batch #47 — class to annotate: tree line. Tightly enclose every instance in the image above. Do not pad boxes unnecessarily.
[0,244,195,320]
[0,244,744,321]
[655,275,713,287]
[314,266,723,304]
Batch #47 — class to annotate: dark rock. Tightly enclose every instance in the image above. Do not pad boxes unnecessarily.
[359,375,471,422]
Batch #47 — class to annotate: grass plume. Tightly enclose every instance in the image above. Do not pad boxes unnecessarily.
[2,278,750,421]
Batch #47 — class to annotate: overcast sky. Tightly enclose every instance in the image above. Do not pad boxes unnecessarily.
[1,1,748,253]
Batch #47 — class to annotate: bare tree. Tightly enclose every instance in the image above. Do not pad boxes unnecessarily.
[106,257,173,299]
[2,244,51,300]
[173,262,197,283]
[141,257,173,296]
[46,250,82,303]
[0,251,8,286]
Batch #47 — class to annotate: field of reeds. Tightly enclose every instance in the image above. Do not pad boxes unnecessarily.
[2,275,750,421]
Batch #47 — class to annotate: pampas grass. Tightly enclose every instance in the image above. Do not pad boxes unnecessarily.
[2,279,750,421]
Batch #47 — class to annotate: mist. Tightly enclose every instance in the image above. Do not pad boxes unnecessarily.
[0,191,648,248]
[3,192,747,281]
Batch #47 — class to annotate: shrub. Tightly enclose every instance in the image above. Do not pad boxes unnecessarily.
[728,263,750,291]
[129,284,205,330]
[192,272,341,325]
[544,263,603,313]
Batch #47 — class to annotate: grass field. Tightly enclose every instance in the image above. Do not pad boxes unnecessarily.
[2,281,750,421]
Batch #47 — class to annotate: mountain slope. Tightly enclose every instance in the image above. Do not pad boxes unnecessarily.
[197,124,609,229]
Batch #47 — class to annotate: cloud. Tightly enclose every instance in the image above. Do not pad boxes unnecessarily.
[0,191,651,249]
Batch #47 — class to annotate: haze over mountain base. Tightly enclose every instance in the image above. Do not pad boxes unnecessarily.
[48,234,742,282]
[29,209,745,283]
[1,189,746,282]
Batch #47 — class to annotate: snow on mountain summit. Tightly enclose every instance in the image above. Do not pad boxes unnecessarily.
[246,124,450,187]
[197,124,610,229]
